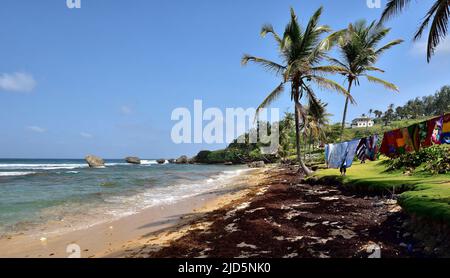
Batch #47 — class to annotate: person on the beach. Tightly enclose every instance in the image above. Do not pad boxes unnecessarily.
[340,159,347,176]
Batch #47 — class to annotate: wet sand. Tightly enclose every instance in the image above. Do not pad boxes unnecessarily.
[0,168,266,258]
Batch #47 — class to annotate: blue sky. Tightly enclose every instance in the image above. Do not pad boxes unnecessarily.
[0,0,449,158]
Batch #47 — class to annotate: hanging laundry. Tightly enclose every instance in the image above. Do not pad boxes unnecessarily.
[441,113,450,144]
[366,135,379,161]
[326,139,360,169]
[421,116,443,147]
[357,135,379,162]
[407,124,421,152]
[356,138,367,162]
[401,127,415,152]
[380,129,405,157]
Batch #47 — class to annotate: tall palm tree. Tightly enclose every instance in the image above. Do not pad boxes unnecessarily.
[379,0,450,62]
[330,20,403,139]
[242,7,351,176]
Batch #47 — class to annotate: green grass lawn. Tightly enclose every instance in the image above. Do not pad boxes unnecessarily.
[312,159,450,223]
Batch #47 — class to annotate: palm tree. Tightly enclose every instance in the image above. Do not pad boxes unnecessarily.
[279,112,295,159]
[329,20,402,139]
[301,98,331,163]
[242,7,351,176]
[374,110,383,118]
[379,0,450,62]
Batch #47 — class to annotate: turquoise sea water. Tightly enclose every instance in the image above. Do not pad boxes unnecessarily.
[0,159,247,236]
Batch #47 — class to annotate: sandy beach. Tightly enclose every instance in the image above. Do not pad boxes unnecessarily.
[0,168,267,258]
[119,166,434,258]
[1,164,446,258]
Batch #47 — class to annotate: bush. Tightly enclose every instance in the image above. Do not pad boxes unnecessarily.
[386,145,450,174]
[195,150,212,163]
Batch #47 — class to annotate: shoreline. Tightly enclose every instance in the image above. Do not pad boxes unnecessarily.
[0,168,267,258]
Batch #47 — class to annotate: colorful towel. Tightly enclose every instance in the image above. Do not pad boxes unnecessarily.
[421,116,443,147]
[380,129,406,157]
[356,135,379,162]
[326,139,360,169]
[440,113,450,144]
[356,138,367,161]
[407,124,421,152]
[366,135,379,161]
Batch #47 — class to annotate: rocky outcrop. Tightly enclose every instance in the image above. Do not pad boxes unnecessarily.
[125,157,141,164]
[85,155,105,168]
[248,161,265,168]
[175,155,189,164]
[157,159,166,164]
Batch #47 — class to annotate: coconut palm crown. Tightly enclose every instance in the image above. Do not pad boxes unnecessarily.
[241,7,352,176]
[329,20,403,137]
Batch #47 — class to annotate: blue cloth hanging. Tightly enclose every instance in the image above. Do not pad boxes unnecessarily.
[326,139,360,169]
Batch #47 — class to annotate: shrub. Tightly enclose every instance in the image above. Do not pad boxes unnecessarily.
[386,145,450,174]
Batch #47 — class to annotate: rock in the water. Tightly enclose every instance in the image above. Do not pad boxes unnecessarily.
[168,159,175,164]
[157,159,166,164]
[248,161,265,168]
[85,155,105,168]
[176,155,188,164]
[125,157,141,164]
[224,162,233,166]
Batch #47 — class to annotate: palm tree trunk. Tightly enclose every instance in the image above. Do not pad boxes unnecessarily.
[294,100,313,176]
[340,79,354,140]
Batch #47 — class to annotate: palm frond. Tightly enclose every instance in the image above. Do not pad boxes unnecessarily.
[241,55,286,75]
[364,66,385,73]
[261,24,282,46]
[375,39,404,56]
[311,65,349,75]
[309,75,355,104]
[425,0,449,62]
[256,83,285,114]
[379,0,412,23]
[364,75,399,92]
[326,56,350,70]
[413,1,441,41]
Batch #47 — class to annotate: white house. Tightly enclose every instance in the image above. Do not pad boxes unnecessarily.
[351,117,374,128]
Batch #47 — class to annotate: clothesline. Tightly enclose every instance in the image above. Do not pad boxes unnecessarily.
[324,113,450,170]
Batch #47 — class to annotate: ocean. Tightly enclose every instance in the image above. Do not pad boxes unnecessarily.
[0,159,248,236]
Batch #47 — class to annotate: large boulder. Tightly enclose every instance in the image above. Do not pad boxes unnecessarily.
[168,159,176,164]
[248,161,265,168]
[85,155,105,168]
[188,157,196,164]
[157,159,166,164]
[175,155,188,164]
[125,157,141,164]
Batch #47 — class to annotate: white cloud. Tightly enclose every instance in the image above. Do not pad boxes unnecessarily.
[411,36,450,56]
[27,126,46,133]
[80,132,93,138]
[0,72,36,93]
[120,105,133,115]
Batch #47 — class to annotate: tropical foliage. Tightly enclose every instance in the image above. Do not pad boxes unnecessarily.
[374,86,450,125]
[329,20,402,137]
[379,0,450,62]
[386,145,450,174]
[242,7,351,175]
